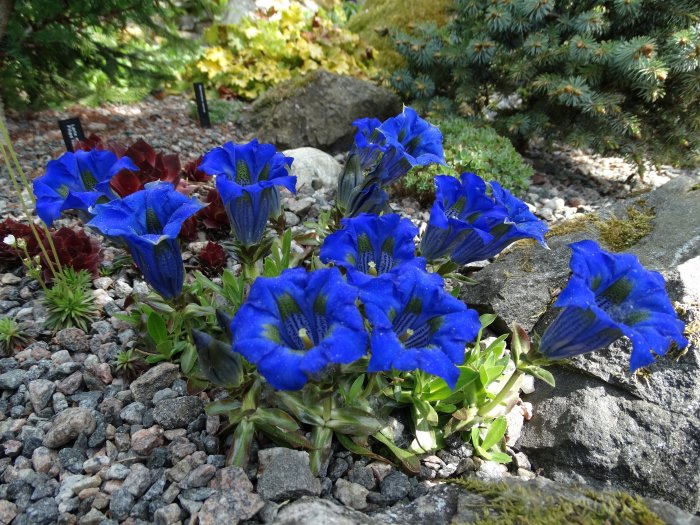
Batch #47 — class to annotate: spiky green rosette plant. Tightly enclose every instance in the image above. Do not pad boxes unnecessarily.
[28,107,687,475]
[389,1,700,168]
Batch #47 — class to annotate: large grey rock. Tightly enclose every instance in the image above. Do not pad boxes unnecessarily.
[459,174,700,511]
[257,448,321,501]
[283,147,342,192]
[247,70,401,153]
[518,369,700,511]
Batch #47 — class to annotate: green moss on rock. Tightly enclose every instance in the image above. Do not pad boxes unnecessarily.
[596,202,656,252]
[451,478,664,525]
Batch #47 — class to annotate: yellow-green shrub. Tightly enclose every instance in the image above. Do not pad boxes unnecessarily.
[346,0,452,69]
[191,5,376,100]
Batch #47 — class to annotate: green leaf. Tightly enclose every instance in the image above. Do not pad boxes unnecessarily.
[488,451,513,464]
[372,431,421,474]
[481,417,507,451]
[336,433,392,465]
[147,313,168,345]
[479,313,498,329]
[255,422,314,449]
[182,304,216,319]
[326,407,384,435]
[252,408,300,432]
[205,398,242,416]
[524,365,556,387]
[180,343,197,374]
[346,374,365,402]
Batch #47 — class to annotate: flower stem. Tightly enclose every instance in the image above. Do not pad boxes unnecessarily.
[477,369,524,417]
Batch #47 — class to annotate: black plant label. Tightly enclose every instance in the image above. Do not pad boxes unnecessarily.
[194,83,211,128]
[58,118,85,152]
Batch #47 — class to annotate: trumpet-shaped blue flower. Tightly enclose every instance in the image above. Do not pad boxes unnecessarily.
[539,240,687,371]
[337,108,444,216]
[88,182,203,299]
[448,180,549,265]
[199,140,296,246]
[320,213,422,285]
[360,266,481,388]
[33,149,137,226]
[420,173,505,261]
[231,268,368,390]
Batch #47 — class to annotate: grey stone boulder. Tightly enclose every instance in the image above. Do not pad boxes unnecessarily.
[42,407,96,448]
[458,174,700,511]
[283,147,342,192]
[246,70,401,153]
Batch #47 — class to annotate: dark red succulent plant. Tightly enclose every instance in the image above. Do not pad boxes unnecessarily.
[179,216,199,242]
[198,242,227,276]
[109,138,188,197]
[73,134,105,152]
[41,228,102,281]
[183,156,211,182]
[0,219,44,268]
[200,188,230,231]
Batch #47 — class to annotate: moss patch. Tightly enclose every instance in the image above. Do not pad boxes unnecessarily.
[451,478,664,525]
[545,214,596,239]
[596,202,656,252]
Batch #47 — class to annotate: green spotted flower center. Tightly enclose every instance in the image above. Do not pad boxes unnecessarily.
[595,277,643,325]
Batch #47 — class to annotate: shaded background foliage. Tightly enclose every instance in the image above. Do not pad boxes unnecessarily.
[0,0,220,109]
[388,0,700,168]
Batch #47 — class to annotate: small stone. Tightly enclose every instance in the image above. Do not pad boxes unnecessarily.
[0,369,28,390]
[93,277,113,290]
[43,407,96,448]
[198,489,264,525]
[120,402,146,425]
[154,503,181,525]
[0,500,18,525]
[257,448,321,501]
[328,458,350,481]
[131,426,164,455]
[78,508,105,525]
[59,448,86,474]
[113,280,132,298]
[380,470,411,503]
[20,497,59,525]
[2,273,21,284]
[56,328,89,353]
[32,447,57,474]
[286,196,315,215]
[476,460,509,481]
[333,478,369,510]
[3,440,21,456]
[152,396,204,430]
[518,468,536,480]
[122,463,152,498]
[109,489,134,522]
[56,372,83,395]
[106,463,130,480]
[181,464,216,489]
[130,363,179,404]
[347,465,376,490]
[152,388,177,404]
[83,456,110,474]
[28,379,55,412]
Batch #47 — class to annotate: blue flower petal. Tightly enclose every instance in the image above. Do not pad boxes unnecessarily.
[539,240,687,371]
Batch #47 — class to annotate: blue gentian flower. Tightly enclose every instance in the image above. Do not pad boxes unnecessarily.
[448,180,549,265]
[231,268,368,390]
[88,182,203,299]
[337,108,444,216]
[360,266,481,388]
[199,139,296,247]
[539,240,687,371]
[33,149,137,226]
[320,213,422,285]
[420,173,505,262]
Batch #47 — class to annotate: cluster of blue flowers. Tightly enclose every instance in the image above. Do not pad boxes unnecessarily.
[33,106,687,393]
